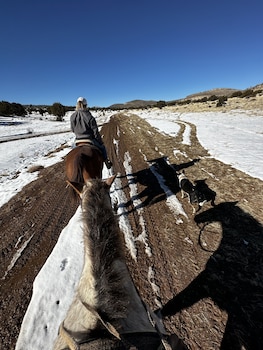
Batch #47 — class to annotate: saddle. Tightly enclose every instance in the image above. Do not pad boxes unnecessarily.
[75,139,102,154]
[75,139,94,147]
[74,140,112,169]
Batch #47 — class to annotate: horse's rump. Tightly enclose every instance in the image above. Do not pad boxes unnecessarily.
[65,145,104,195]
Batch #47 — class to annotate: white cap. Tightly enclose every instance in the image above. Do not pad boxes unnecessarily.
[77,97,87,105]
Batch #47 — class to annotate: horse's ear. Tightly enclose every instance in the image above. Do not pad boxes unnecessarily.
[105,174,117,187]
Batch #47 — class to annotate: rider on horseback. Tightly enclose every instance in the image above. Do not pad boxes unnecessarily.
[70,97,112,169]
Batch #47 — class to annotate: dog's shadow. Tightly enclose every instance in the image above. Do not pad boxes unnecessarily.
[160,202,263,349]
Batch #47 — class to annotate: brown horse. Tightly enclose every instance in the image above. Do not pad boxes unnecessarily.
[65,144,104,196]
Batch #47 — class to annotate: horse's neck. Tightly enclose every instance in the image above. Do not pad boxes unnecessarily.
[54,181,158,350]
[79,186,156,333]
[78,248,97,305]
[56,248,98,332]
[118,262,158,333]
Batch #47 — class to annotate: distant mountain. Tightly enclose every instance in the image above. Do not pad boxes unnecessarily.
[185,88,239,99]
[108,83,263,109]
[109,99,157,109]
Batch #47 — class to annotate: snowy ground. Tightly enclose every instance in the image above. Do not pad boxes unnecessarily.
[0,111,111,207]
[136,109,263,180]
[0,108,262,349]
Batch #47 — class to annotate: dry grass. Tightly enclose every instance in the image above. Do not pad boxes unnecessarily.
[167,94,263,114]
[27,165,44,173]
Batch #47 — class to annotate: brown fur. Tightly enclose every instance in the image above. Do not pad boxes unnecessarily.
[65,145,104,196]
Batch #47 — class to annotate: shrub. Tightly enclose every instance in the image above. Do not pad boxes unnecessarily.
[216,96,227,107]
[230,90,243,98]
[0,101,25,116]
[208,95,218,101]
[11,103,26,116]
[192,97,208,103]
[156,100,166,109]
[27,165,44,173]
[241,89,254,98]
[0,101,11,116]
[50,102,66,121]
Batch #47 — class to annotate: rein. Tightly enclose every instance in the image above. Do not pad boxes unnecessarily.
[59,300,173,350]
[66,180,82,198]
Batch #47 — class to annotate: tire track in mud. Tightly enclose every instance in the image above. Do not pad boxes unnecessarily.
[1,112,262,350]
[102,114,194,331]
[0,160,78,350]
[1,162,76,282]
[102,115,201,347]
[102,112,263,350]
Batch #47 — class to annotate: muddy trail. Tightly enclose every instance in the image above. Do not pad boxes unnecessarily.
[1,113,263,349]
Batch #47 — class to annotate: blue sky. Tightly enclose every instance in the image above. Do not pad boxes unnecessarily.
[1,0,262,107]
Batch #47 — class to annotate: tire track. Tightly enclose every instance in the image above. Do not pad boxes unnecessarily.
[0,161,78,350]
[1,112,262,350]
[102,113,263,350]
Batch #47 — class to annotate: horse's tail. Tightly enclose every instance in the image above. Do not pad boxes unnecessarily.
[67,151,86,198]
[73,152,86,185]
[81,179,129,321]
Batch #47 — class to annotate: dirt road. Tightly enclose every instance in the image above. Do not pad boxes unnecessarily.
[1,113,262,349]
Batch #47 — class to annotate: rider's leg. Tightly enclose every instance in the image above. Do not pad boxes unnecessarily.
[92,140,112,168]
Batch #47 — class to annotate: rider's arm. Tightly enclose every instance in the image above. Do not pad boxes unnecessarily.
[89,115,103,145]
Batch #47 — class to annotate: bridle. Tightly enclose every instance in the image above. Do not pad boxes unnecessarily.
[58,300,173,350]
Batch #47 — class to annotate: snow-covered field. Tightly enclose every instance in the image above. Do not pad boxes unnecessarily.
[136,109,263,180]
[0,108,262,349]
[0,111,111,207]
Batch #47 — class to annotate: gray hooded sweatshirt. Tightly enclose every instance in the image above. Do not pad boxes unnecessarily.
[70,109,103,145]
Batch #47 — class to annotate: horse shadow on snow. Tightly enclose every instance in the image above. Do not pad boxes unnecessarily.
[118,156,214,214]
[118,157,179,213]
[160,202,263,350]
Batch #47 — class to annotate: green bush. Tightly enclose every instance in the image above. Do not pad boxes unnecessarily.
[216,96,227,107]
[50,102,66,121]
[156,100,166,109]
[193,97,208,103]
[241,89,254,98]
[208,95,218,101]
[0,101,25,116]
[230,90,243,98]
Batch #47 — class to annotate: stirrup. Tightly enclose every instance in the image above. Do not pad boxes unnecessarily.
[105,159,113,169]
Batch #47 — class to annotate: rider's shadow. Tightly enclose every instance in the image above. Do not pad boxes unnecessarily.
[160,202,263,350]
[172,158,200,172]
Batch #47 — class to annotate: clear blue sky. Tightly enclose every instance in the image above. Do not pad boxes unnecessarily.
[1,0,262,107]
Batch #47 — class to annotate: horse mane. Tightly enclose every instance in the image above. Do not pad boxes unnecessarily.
[54,176,181,350]
[81,179,129,321]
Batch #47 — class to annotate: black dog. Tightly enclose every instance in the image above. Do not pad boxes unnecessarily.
[194,179,216,207]
[177,171,208,213]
